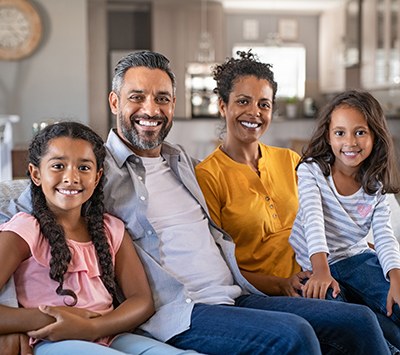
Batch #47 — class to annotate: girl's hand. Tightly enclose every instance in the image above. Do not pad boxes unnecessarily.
[387,269,400,317]
[26,305,101,341]
[0,333,31,355]
[282,271,312,297]
[302,273,341,299]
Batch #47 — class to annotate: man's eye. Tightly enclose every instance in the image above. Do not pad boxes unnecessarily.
[157,96,170,104]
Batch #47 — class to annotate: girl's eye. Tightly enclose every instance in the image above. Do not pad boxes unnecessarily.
[355,130,367,136]
[79,165,91,171]
[237,99,248,105]
[52,163,64,169]
[334,131,345,137]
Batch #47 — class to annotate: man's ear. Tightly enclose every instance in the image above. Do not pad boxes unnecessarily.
[29,163,41,186]
[109,91,119,115]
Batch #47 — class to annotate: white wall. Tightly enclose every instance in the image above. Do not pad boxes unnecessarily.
[0,0,89,145]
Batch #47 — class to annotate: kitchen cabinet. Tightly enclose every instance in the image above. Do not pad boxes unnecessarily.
[362,0,400,88]
[319,2,346,93]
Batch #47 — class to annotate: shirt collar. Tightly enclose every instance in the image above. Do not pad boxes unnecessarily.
[105,128,182,167]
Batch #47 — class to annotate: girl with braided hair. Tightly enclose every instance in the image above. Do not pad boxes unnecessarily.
[0,122,193,354]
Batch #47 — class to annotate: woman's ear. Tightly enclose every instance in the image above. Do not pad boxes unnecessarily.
[218,98,226,118]
[28,163,41,186]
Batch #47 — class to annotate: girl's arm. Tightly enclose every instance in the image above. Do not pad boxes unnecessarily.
[28,231,154,341]
[387,268,400,316]
[0,231,55,334]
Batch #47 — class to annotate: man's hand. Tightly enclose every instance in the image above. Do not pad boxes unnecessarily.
[0,333,31,355]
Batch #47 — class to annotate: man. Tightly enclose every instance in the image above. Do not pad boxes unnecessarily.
[0,51,391,354]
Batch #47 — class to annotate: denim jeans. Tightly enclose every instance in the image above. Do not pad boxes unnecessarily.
[34,334,201,355]
[167,293,390,355]
[329,251,400,349]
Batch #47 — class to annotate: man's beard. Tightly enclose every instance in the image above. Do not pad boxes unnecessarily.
[118,113,172,151]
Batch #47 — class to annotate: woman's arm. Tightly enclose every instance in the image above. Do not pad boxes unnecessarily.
[241,269,311,297]
[28,231,154,341]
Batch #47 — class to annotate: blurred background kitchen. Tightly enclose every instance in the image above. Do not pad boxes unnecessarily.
[1,0,399,180]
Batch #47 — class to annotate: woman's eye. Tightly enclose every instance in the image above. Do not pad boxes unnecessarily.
[237,99,248,105]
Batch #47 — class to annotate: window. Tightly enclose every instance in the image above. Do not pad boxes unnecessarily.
[232,45,306,99]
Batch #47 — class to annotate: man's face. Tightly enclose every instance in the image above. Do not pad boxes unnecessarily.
[109,67,176,157]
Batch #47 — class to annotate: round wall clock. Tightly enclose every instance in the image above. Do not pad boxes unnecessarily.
[0,0,43,60]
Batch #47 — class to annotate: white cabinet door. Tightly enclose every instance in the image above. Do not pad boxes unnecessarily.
[319,3,346,93]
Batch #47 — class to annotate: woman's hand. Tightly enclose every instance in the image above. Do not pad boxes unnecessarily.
[27,305,101,342]
[281,271,312,297]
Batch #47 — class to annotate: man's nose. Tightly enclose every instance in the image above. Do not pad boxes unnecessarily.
[142,98,161,116]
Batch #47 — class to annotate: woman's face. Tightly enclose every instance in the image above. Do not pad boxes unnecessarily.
[219,75,274,145]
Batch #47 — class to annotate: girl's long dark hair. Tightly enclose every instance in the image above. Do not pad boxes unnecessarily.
[300,90,400,194]
[29,121,116,305]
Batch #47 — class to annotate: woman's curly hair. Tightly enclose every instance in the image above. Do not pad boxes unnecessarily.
[300,90,400,195]
[212,50,278,105]
[28,121,116,306]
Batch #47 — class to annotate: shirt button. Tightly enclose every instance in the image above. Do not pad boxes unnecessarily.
[185,298,192,304]
[273,214,278,218]
[265,196,270,201]
[140,196,146,201]
[147,230,152,235]
[269,204,274,209]
[135,158,140,163]
[138,176,143,181]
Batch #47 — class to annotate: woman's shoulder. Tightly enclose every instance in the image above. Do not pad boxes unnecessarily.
[260,143,300,164]
[196,146,226,171]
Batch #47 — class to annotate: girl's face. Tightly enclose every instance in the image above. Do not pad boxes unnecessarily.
[219,75,273,145]
[328,105,374,174]
[29,137,102,216]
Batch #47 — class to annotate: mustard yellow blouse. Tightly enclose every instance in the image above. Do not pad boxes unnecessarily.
[195,143,301,278]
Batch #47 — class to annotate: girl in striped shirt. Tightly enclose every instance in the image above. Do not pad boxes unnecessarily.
[289,90,400,348]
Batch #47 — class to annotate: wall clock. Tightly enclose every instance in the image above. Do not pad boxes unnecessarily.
[0,0,43,60]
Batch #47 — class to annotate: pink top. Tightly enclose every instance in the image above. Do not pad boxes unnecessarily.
[0,212,125,345]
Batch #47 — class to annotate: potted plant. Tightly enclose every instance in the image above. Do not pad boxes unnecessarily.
[285,97,298,119]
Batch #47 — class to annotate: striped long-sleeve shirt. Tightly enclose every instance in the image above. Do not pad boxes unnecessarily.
[289,161,400,279]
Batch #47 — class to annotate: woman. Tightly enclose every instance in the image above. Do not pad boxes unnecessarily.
[195,50,308,297]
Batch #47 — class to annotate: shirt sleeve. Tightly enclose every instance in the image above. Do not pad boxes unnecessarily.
[195,166,223,228]
[297,162,330,259]
[372,193,400,278]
